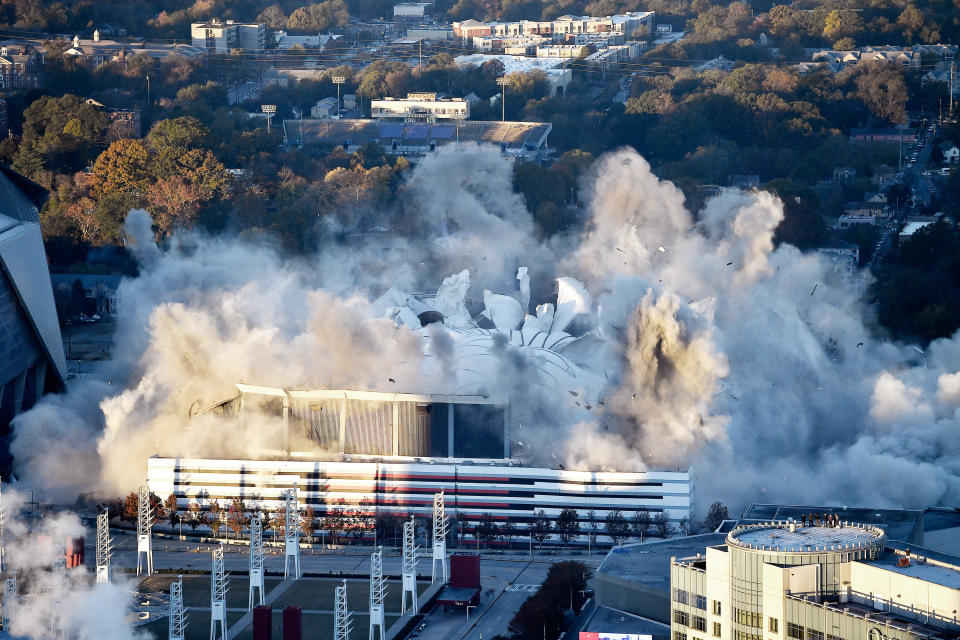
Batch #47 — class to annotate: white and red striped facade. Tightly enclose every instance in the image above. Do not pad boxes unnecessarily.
[147,457,693,534]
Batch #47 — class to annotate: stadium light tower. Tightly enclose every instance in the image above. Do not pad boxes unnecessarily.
[368,546,386,640]
[332,76,346,118]
[3,574,16,633]
[284,488,301,579]
[496,76,508,122]
[249,514,265,608]
[431,492,448,582]
[96,510,112,584]
[169,576,187,640]
[401,516,418,615]
[334,579,352,640]
[210,546,228,640]
[137,484,154,576]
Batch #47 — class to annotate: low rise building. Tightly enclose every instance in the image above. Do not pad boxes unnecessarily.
[371,92,469,122]
[850,128,917,143]
[394,2,430,19]
[0,44,41,90]
[671,520,960,640]
[310,97,339,119]
[406,26,454,41]
[537,43,590,58]
[191,20,265,53]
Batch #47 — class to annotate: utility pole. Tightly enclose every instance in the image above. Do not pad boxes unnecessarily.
[497,77,508,122]
[0,482,6,573]
[146,74,150,109]
[419,39,423,68]
[950,61,955,116]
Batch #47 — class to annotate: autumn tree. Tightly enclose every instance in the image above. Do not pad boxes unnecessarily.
[187,501,202,531]
[208,500,223,537]
[166,493,179,527]
[123,492,138,521]
[851,62,908,124]
[287,0,349,32]
[300,506,316,542]
[228,498,250,539]
[92,139,151,198]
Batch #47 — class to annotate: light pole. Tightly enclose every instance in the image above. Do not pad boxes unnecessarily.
[179,514,183,541]
[332,75,345,118]
[497,76,508,122]
[261,104,276,134]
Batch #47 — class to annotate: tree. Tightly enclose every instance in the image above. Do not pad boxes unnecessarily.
[476,513,501,548]
[555,508,580,546]
[703,502,730,533]
[146,176,205,236]
[851,63,908,124]
[287,0,349,32]
[123,492,138,521]
[300,506,316,542]
[208,500,223,537]
[256,4,288,28]
[166,494,179,527]
[325,498,348,545]
[653,512,674,538]
[271,510,286,542]
[187,501,202,532]
[585,509,600,550]
[147,117,210,169]
[822,9,864,43]
[502,520,516,550]
[92,139,151,198]
[530,509,552,549]
[630,510,652,542]
[228,498,250,539]
[605,510,630,545]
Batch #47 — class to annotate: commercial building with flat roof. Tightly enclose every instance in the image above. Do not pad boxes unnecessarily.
[191,20,265,52]
[671,520,960,640]
[371,93,469,122]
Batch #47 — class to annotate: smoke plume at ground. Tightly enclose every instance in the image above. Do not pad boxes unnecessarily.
[1,489,146,640]
[10,145,960,515]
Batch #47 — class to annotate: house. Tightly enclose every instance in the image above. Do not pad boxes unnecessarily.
[310,97,340,119]
[864,191,887,204]
[50,273,123,317]
[837,213,877,229]
[62,34,131,67]
[343,94,357,110]
[849,127,916,143]
[940,141,960,164]
[818,241,860,276]
[262,68,325,88]
[728,174,760,190]
[0,44,41,90]
[273,31,334,50]
[694,55,734,73]
[844,201,887,217]
[833,166,856,183]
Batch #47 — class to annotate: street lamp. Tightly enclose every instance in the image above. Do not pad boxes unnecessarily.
[496,76,508,122]
[332,75,346,118]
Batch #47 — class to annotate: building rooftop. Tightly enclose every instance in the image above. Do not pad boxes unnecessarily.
[728,522,886,553]
[742,504,925,543]
[580,605,670,638]
[598,534,727,588]
[867,544,960,590]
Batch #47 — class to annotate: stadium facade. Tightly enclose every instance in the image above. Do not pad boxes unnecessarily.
[149,385,693,539]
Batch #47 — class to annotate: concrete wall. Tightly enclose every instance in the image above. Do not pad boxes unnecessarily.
[595,570,671,623]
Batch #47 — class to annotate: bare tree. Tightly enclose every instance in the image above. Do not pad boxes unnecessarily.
[654,512,673,538]
[703,501,729,532]
[630,510,652,542]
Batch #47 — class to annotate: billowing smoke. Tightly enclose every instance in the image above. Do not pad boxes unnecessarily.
[1,489,146,640]
[11,145,960,514]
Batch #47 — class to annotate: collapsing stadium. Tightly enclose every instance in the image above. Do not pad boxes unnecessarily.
[148,271,695,539]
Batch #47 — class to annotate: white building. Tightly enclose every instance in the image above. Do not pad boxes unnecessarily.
[453,11,653,39]
[406,26,453,41]
[671,520,960,640]
[536,44,590,58]
[191,20,265,53]
[371,92,469,121]
[393,2,430,19]
[310,97,340,118]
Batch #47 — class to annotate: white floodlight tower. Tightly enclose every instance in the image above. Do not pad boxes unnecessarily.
[401,516,419,615]
[334,579,352,640]
[137,484,154,576]
[248,514,265,608]
[169,576,187,640]
[210,545,228,640]
[51,543,66,640]
[96,510,112,584]
[3,574,16,633]
[431,492,448,582]
[368,546,386,640]
[283,488,301,579]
